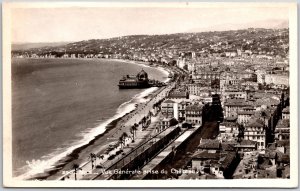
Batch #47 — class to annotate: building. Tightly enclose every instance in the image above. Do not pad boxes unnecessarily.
[220,72,242,90]
[188,83,204,96]
[224,99,250,118]
[244,119,266,150]
[185,103,203,126]
[255,70,267,84]
[234,140,257,154]
[264,74,289,86]
[178,101,188,121]
[192,71,221,81]
[241,81,259,91]
[168,89,189,100]
[159,118,178,130]
[274,119,290,141]
[282,107,290,120]
[198,139,221,152]
[237,110,254,125]
[161,99,176,118]
[177,57,186,69]
[191,149,239,178]
[225,51,237,57]
[219,121,239,139]
[223,91,247,101]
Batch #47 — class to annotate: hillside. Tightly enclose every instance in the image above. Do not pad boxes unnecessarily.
[12,42,73,51]
[12,28,289,58]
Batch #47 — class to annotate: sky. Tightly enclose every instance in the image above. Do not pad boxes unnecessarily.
[11,5,289,43]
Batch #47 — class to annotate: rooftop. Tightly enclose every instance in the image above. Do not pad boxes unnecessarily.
[246,118,264,128]
[163,99,175,104]
[186,103,203,111]
[237,111,255,115]
[282,106,290,113]
[224,99,250,107]
[276,119,290,129]
[198,139,221,150]
[192,150,220,160]
[236,140,257,147]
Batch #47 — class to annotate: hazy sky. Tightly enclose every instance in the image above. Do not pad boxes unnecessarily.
[11,6,289,43]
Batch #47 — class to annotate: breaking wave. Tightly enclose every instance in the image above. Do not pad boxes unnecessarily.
[15,85,160,180]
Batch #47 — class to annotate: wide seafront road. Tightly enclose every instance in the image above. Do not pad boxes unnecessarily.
[60,80,177,181]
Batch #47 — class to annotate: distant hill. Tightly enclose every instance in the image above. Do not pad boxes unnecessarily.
[12,28,289,58]
[12,42,73,51]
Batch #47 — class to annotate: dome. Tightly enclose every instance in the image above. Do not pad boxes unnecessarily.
[137,69,148,81]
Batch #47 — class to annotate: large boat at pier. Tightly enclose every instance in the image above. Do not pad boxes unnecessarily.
[118,69,166,89]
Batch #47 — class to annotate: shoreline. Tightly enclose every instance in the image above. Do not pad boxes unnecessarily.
[109,58,171,83]
[16,58,172,180]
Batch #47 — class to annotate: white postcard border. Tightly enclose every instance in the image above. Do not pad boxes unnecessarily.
[2,2,298,188]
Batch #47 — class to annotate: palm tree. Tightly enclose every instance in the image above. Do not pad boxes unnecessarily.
[122,132,128,146]
[130,125,138,142]
[119,136,125,149]
[95,154,104,168]
[72,163,82,181]
[141,116,147,127]
[237,124,244,143]
[89,153,96,170]
[261,111,267,129]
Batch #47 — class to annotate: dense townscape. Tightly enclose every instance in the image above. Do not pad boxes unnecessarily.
[13,28,290,180]
[12,28,288,60]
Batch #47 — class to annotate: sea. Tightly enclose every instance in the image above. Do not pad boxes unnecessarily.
[11,58,168,179]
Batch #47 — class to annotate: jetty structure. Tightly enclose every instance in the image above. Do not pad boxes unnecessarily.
[118,69,166,89]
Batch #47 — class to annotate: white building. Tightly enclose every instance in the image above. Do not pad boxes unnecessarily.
[244,119,266,150]
[264,74,289,86]
[255,70,267,84]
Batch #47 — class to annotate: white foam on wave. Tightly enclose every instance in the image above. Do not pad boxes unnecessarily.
[15,84,159,180]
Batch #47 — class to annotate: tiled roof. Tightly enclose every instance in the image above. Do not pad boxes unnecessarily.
[220,152,236,169]
[225,116,238,122]
[282,107,290,113]
[220,121,238,127]
[192,150,220,160]
[239,140,257,146]
[277,154,290,163]
[276,140,289,146]
[198,139,220,150]
[246,119,264,128]
[276,119,290,129]
[224,99,249,106]
[254,97,280,107]
[163,99,175,103]
[186,104,203,111]
[221,143,235,151]
[237,111,254,115]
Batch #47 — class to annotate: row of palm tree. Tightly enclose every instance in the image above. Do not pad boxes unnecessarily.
[71,152,106,180]
[72,163,82,181]
[130,123,138,142]
[70,104,157,180]
[119,132,129,149]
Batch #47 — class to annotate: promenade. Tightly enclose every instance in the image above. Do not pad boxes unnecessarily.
[58,80,176,181]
